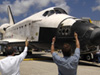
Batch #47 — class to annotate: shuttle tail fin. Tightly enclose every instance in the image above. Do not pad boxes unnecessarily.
[7,6,15,25]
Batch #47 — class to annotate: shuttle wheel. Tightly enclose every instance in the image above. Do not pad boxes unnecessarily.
[86,54,91,61]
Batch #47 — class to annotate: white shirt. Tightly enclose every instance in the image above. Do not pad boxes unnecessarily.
[0,47,28,75]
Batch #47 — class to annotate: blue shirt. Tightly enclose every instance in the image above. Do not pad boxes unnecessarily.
[52,48,80,75]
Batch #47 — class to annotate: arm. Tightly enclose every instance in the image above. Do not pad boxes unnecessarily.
[72,33,80,62]
[51,37,63,65]
[51,37,56,54]
[74,32,80,48]
[17,38,29,62]
[25,38,28,47]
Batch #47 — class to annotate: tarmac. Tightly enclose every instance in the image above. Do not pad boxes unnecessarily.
[0,51,100,75]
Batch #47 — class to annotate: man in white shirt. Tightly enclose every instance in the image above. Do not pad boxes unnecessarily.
[0,39,28,75]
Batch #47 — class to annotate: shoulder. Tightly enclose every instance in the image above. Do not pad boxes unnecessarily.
[52,52,57,56]
[0,56,17,63]
[75,48,80,53]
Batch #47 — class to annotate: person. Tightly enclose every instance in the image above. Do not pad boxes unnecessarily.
[0,38,28,75]
[93,49,100,63]
[96,49,100,63]
[51,32,80,75]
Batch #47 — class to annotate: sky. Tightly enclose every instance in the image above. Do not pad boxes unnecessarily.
[0,0,100,25]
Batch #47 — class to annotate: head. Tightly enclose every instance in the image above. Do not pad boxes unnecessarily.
[62,43,72,57]
[5,46,15,56]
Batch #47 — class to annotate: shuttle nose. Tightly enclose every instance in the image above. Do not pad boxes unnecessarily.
[90,28,100,45]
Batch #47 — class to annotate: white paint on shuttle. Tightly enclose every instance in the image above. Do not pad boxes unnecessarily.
[0,6,82,43]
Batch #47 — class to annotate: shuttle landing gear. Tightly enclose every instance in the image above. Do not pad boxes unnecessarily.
[18,47,32,55]
[27,51,32,55]
[81,53,94,61]
[86,54,92,61]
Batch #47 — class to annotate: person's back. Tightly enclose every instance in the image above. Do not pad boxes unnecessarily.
[51,32,80,75]
[0,56,21,75]
[0,39,28,75]
[52,48,80,75]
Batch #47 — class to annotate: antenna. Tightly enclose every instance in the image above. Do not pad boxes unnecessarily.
[7,6,15,25]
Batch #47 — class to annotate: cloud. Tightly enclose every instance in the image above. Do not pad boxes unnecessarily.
[0,17,8,25]
[96,0,100,4]
[0,0,70,16]
[51,0,70,13]
[92,0,100,11]
[0,0,70,24]
[0,0,35,16]
[8,0,35,16]
[92,6,100,11]
[0,1,10,13]
[35,0,50,8]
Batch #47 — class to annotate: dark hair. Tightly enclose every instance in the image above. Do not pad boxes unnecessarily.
[5,46,15,56]
[62,43,72,57]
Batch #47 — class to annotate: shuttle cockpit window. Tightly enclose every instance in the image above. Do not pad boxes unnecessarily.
[43,11,49,16]
[43,10,55,17]
[54,8,68,14]
[48,10,55,16]
[43,8,67,17]
[55,9,62,14]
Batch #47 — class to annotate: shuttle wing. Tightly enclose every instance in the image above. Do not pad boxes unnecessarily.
[3,39,25,43]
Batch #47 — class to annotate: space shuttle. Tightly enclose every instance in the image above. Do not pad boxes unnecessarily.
[0,6,100,56]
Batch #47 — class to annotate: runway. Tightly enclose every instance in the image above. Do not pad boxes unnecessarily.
[0,51,100,75]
